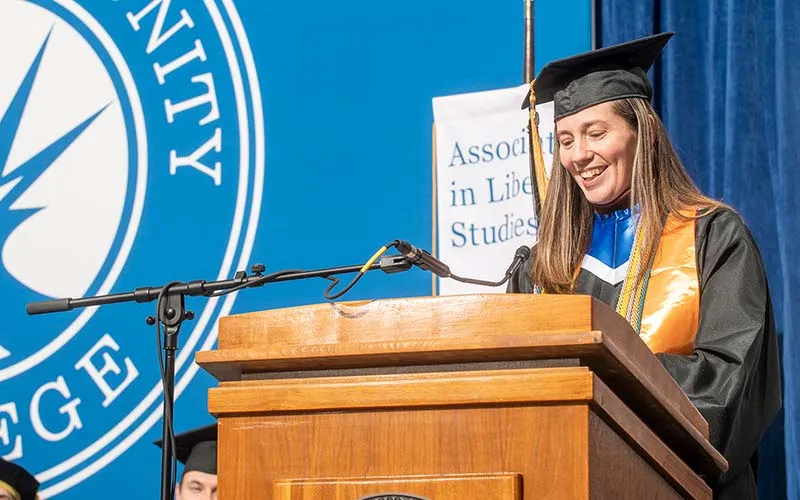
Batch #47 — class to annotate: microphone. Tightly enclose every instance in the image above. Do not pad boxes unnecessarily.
[396,240,452,278]
[506,245,532,277]
[395,241,531,287]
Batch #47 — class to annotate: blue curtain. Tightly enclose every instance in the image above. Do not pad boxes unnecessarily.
[598,1,800,498]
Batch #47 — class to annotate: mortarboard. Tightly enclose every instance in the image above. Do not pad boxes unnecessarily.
[522,32,674,119]
[154,423,217,475]
[0,459,39,500]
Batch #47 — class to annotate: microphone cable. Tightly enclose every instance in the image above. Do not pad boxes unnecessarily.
[198,240,400,301]
[154,281,181,500]
[323,240,400,300]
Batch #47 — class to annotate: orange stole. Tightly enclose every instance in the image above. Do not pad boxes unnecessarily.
[639,212,700,355]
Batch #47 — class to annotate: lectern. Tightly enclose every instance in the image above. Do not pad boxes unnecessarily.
[196,295,727,499]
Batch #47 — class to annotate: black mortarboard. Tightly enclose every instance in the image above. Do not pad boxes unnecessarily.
[0,459,39,500]
[522,32,674,119]
[154,424,217,475]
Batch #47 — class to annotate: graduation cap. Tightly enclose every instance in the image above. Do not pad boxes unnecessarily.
[523,32,674,119]
[155,424,217,475]
[0,459,39,500]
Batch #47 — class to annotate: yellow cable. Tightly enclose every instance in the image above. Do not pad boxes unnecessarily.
[359,245,389,273]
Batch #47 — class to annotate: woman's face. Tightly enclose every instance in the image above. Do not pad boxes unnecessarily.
[556,101,638,208]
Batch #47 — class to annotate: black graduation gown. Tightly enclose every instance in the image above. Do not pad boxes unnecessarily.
[508,208,782,499]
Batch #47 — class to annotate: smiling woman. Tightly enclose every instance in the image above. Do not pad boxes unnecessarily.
[509,33,782,500]
[554,100,637,209]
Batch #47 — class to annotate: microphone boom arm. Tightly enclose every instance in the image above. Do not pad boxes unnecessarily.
[26,256,412,315]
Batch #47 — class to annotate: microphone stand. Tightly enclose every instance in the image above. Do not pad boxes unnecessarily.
[25,255,412,500]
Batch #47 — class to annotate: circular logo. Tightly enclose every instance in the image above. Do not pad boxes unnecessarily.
[360,495,430,500]
[0,0,263,496]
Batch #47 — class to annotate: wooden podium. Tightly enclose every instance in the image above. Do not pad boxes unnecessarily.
[196,295,727,500]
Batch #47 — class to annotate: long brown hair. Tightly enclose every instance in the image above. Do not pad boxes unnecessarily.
[531,97,721,293]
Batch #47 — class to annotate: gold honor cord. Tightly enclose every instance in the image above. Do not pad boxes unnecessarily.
[528,80,549,207]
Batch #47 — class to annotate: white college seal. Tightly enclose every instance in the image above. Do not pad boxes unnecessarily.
[0,0,263,496]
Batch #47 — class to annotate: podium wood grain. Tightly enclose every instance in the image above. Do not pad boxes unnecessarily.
[198,295,726,476]
[204,295,705,433]
[198,295,726,500]
[274,473,521,500]
[211,368,708,499]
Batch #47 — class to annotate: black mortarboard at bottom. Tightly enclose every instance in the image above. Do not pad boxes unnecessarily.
[0,459,39,500]
[522,32,674,119]
[154,423,217,475]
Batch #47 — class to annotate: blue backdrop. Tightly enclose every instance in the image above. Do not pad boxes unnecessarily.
[0,1,590,498]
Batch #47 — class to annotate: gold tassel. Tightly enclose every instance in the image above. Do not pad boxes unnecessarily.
[528,80,549,206]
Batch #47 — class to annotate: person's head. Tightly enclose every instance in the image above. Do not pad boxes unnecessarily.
[526,33,720,292]
[0,482,17,500]
[176,469,217,500]
[155,424,217,500]
[0,459,39,500]
[554,99,638,209]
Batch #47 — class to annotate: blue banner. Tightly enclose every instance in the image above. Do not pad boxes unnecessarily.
[0,1,590,497]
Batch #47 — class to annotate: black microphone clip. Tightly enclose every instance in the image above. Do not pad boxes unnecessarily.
[395,240,452,278]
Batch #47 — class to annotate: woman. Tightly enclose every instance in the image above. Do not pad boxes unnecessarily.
[508,33,781,499]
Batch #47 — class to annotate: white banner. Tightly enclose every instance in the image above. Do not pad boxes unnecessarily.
[432,84,554,295]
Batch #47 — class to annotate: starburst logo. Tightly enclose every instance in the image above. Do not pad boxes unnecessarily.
[0,1,263,497]
[0,29,110,361]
